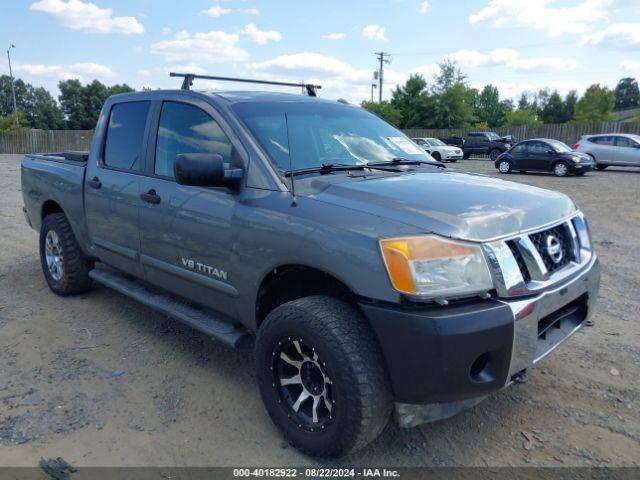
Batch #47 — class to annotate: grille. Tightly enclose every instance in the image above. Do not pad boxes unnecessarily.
[507,240,531,282]
[529,224,574,274]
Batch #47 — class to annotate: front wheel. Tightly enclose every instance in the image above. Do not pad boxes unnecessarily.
[40,213,93,295]
[489,149,501,161]
[431,151,442,162]
[255,296,392,458]
[596,164,607,170]
[553,161,570,177]
[497,159,512,174]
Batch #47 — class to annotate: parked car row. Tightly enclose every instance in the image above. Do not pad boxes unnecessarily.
[413,131,640,177]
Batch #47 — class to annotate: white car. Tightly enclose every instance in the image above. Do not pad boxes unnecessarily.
[412,137,464,162]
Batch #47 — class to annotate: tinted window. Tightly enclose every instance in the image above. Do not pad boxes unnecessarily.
[511,143,527,153]
[155,102,233,178]
[589,136,614,146]
[528,141,549,155]
[615,136,636,148]
[104,101,150,171]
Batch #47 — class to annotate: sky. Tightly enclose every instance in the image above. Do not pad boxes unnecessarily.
[1,0,639,104]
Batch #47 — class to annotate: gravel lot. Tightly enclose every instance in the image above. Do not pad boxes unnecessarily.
[1,153,639,467]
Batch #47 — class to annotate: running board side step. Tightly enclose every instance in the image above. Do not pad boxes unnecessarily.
[89,267,252,349]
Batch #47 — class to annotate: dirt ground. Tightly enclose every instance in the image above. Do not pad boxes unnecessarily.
[1,153,639,468]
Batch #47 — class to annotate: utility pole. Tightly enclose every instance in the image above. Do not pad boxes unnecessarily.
[374,52,390,103]
[6,44,17,123]
[370,83,377,102]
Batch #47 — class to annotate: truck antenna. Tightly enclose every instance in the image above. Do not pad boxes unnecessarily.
[284,113,297,207]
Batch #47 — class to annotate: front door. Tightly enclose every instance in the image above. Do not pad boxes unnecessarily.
[138,100,240,317]
[84,100,152,277]
[614,136,640,165]
[522,141,553,171]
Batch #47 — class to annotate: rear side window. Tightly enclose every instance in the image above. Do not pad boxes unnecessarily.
[589,136,614,146]
[155,102,233,178]
[103,101,150,171]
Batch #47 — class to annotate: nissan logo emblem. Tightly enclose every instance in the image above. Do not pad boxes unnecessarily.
[546,234,563,264]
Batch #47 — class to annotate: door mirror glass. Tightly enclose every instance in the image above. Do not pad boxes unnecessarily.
[174,153,241,188]
[546,149,555,155]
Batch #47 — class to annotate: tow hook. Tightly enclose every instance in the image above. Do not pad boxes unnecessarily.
[513,369,528,384]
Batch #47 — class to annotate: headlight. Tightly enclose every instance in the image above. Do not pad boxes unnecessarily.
[379,236,494,299]
[571,155,581,163]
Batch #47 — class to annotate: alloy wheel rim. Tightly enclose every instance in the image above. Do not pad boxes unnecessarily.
[45,230,64,281]
[272,338,334,431]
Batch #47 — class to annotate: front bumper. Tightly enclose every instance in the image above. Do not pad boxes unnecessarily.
[571,162,595,173]
[360,254,600,427]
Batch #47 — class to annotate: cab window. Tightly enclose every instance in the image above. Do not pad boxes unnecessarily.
[103,101,151,171]
[155,102,233,178]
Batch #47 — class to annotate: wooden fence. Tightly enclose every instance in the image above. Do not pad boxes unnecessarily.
[0,130,94,154]
[403,121,640,146]
[1,121,640,154]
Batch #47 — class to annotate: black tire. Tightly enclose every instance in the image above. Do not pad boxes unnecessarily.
[497,159,512,174]
[489,149,501,161]
[40,213,93,295]
[596,164,607,170]
[255,296,392,458]
[575,171,586,176]
[431,151,441,162]
[463,152,470,160]
[553,161,570,177]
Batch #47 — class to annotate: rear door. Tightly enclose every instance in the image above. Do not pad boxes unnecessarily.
[614,136,640,165]
[84,100,152,277]
[138,98,243,317]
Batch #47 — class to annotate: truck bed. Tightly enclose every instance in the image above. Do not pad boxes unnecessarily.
[21,151,90,252]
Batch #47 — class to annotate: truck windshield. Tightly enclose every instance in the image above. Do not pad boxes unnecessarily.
[486,132,501,140]
[232,102,431,172]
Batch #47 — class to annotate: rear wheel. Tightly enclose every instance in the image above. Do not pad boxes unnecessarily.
[255,296,392,458]
[40,213,93,295]
[489,149,501,161]
[553,161,570,177]
[497,159,512,174]
[463,152,470,160]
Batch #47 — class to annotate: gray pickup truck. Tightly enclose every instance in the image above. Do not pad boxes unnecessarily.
[21,74,600,458]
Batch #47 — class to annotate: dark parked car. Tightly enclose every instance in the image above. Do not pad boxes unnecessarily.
[495,138,595,177]
[463,132,513,160]
[438,135,465,148]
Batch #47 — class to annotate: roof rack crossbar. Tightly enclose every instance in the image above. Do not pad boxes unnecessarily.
[169,72,322,97]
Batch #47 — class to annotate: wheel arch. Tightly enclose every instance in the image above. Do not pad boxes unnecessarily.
[255,264,358,328]
[41,199,64,220]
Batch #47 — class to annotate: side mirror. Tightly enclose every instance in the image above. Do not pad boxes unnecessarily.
[174,153,243,189]
[546,149,555,155]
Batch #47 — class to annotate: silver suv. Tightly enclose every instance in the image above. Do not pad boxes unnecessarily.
[573,133,640,170]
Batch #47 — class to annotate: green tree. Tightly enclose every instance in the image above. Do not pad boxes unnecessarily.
[541,91,565,124]
[475,85,508,127]
[505,109,541,126]
[429,61,475,128]
[0,75,64,129]
[390,74,435,128]
[517,93,531,110]
[0,111,30,132]
[614,77,640,110]
[563,90,578,123]
[574,84,615,122]
[361,100,402,126]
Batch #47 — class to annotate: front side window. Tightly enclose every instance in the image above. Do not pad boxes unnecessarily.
[615,136,636,148]
[155,102,233,178]
[511,143,527,154]
[103,101,151,171]
[232,102,431,172]
[527,141,548,155]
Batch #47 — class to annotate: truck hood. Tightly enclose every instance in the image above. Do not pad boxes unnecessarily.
[308,170,576,241]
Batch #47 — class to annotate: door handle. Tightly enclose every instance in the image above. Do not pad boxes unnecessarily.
[88,176,101,189]
[140,189,161,205]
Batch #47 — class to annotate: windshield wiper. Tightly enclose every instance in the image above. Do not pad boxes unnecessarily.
[285,162,402,177]
[367,157,443,167]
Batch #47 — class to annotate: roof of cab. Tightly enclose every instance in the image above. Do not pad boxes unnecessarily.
[205,90,341,104]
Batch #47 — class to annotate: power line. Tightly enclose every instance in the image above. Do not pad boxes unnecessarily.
[375,52,391,102]
[391,40,577,57]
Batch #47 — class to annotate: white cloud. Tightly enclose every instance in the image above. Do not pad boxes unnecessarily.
[445,48,577,72]
[322,32,346,40]
[150,31,249,64]
[14,62,115,81]
[580,23,640,50]
[246,52,370,82]
[241,8,260,15]
[240,24,282,45]
[418,1,431,14]
[203,4,232,17]
[469,0,616,37]
[30,0,144,35]
[136,69,152,77]
[620,59,640,72]
[362,24,387,41]
[161,27,172,35]
[472,80,588,99]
